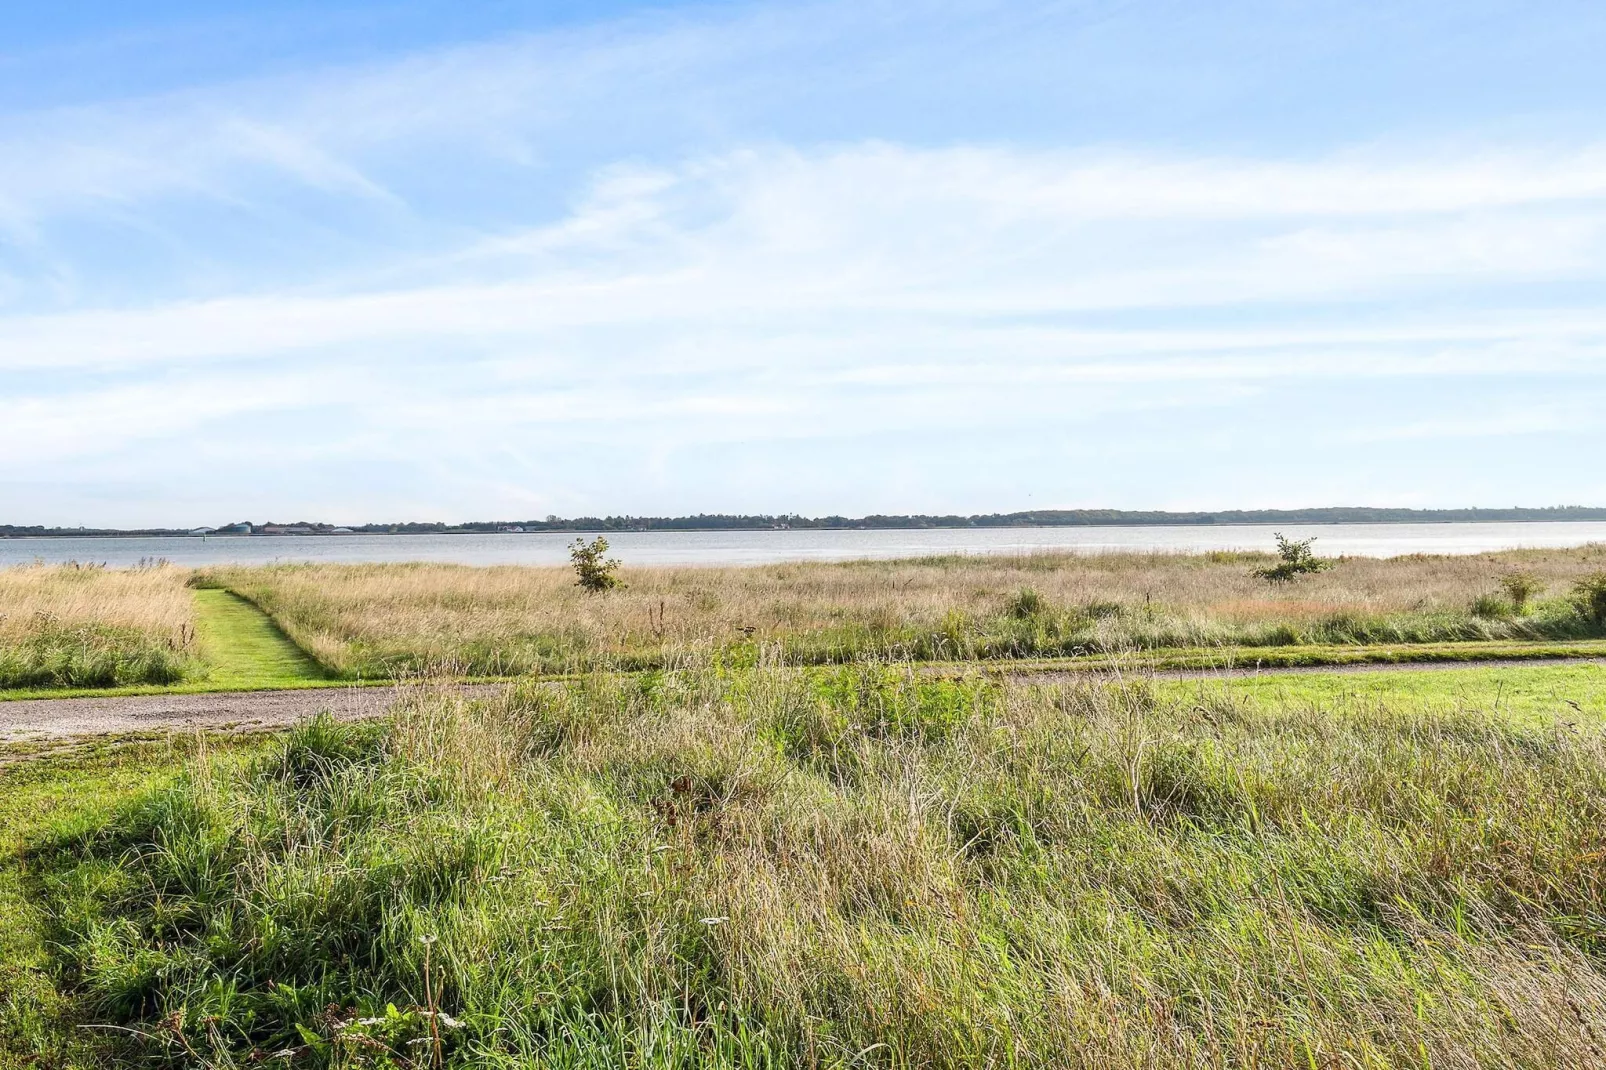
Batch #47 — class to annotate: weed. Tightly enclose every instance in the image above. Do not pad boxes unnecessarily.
[1470,593,1512,619]
[1006,588,1045,619]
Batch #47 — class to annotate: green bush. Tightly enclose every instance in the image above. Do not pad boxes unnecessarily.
[1500,571,1543,613]
[1251,533,1333,584]
[1575,572,1606,625]
[569,536,624,593]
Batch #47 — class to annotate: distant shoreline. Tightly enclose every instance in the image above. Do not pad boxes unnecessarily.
[6,508,1606,538]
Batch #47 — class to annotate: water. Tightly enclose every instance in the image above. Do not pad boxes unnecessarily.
[3,522,1605,569]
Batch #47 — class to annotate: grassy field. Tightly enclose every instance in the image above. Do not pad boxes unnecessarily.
[0,564,199,690]
[5,663,1606,1068]
[202,545,1606,678]
[7,547,1606,696]
[0,569,326,696]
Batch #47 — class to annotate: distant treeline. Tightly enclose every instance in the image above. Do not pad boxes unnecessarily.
[5,506,1606,538]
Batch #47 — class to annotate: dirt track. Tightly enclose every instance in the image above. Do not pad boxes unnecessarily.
[0,684,509,743]
[4,657,1603,744]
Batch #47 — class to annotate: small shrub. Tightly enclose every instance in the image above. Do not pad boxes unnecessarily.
[569,536,624,593]
[1252,533,1332,584]
[1470,593,1511,619]
[1006,588,1045,619]
[1499,571,1543,613]
[1575,573,1606,625]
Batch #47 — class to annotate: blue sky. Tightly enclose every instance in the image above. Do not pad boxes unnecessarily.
[4,0,1605,526]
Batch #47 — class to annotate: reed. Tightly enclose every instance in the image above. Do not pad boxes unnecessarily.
[202,544,1606,677]
[0,563,197,688]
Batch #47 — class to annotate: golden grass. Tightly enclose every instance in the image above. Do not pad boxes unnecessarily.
[0,563,194,642]
[205,544,1606,676]
[0,564,198,688]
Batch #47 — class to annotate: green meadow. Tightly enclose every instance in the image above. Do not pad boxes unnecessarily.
[4,661,1606,1068]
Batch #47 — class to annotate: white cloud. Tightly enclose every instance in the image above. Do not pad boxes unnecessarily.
[0,370,339,457]
[4,143,1606,376]
[4,0,1605,522]
[1339,404,1602,443]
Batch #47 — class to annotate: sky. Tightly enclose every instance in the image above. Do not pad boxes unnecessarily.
[3,0,1605,527]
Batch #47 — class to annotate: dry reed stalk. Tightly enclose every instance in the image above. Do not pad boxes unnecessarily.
[206,545,1606,675]
[0,562,194,643]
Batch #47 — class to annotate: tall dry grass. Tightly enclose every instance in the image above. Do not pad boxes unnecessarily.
[205,544,1606,676]
[42,662,1606,1066]
[0,563,197,688]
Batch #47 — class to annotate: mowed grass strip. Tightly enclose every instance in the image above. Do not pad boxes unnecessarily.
[1154,660,1606,726]
[192,589,327,688]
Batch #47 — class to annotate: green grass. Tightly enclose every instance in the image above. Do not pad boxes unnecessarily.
[0,676,401,702]
[988,636,1606,674]
[0,589,331,699]
[7,663,1606,1067]
[0,736,265,1068]
[191,588,328,688]
[4,630,1604,703]
[1156,661,1606,726]
[0,623,194,692]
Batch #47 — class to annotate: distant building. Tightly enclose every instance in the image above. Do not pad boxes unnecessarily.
[331,527,355,534]
[502,526,525,533]
[189,527,216,536]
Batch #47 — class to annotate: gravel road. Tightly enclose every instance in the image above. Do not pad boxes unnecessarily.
[0,684,508,743]
[2,657,1600,744]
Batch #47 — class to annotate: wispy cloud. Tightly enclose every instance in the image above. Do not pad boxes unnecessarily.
[7,143,1606,367]
[4,0,1605,524]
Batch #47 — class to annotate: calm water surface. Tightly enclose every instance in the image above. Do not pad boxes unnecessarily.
[4,523,1605,569]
